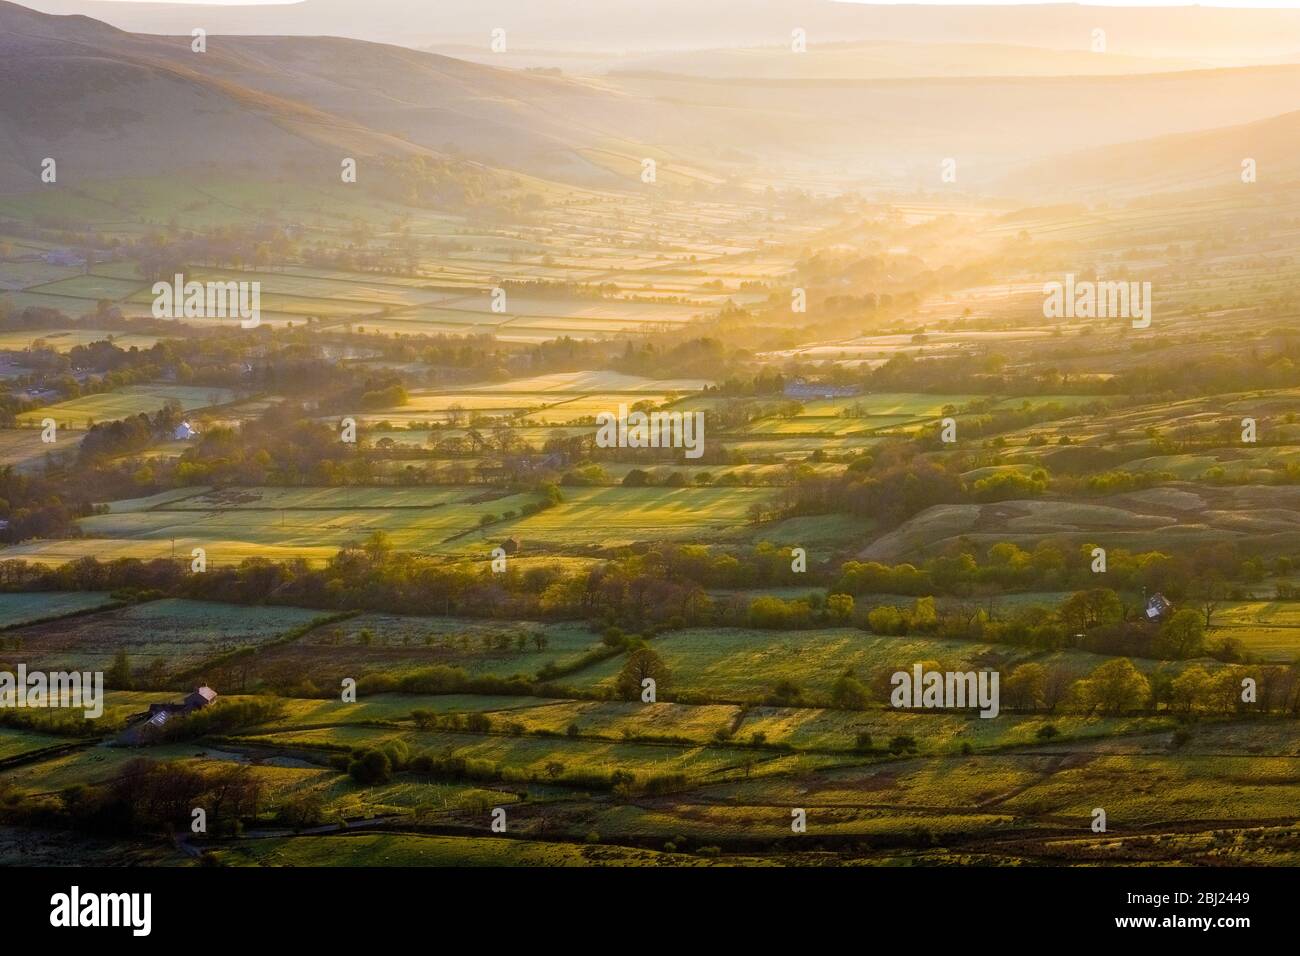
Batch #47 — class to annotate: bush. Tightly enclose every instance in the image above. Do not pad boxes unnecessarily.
[348,748,393,785]
[281,792,325,831]
[888,735,918,755]
[381,739,410,771]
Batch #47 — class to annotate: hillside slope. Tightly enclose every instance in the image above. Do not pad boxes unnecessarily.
[1009,108,1300,199]
[0,1,651,190]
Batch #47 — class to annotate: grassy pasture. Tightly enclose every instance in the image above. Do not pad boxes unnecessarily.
[490,486,775,548]
[369,426,592,448]
[993,753,1300,823]
[2,744,163,793]
[0,598,325,676]
[521,394,674,424]
[732,707,1170,752]
[0,260,80,290]
[238,615,603,685]
[214,834,736,867]
[566,626,1190,702]
[239,724,796,786]
[860,487,1300,563]
[463,699,741,743]
[794,393,979,418]
[25,274,146,300]
[1216,600,1300,627]
[367,381,700,424]
[1212,600,1300,660]
[0,427,82,469]
[563,627,1029,700]
[408,696,1169,755]
[188,269,456,309]
[744,416,895,437]
[265,694,562,728]
[722,435,881,459]
[427,292,703,323]
[4,486,544,565]
[104,487,213,512]
[4,330,164,352]
[0,537,343,567]
[0,591,116,629]
[17,384,235,426]
[740,513,874,548]
[384,392,544,413]
[0,727,71,760]
[462,371,709,394]
[154,487,476,511]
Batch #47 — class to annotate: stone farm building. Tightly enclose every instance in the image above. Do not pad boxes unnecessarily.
[119,686,217,745]
[783,379,859,400]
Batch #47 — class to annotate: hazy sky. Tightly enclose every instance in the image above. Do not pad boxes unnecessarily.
[77,0,1300,7]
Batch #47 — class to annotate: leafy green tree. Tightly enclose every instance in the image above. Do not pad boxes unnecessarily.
[1075,658,1150,715]
[1003,662,1047,710]
[826,593,854,622]
[830,668,870,710]
[1060,588,1123,633]
[769,678,803,705]
[106,649,132,690]
[1156,609,1206,659]
[348,748,392,785]
[1169,665,1211,713]
[615,648,671,701]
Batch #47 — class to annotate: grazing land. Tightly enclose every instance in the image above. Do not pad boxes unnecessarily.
[0,0,1298,871]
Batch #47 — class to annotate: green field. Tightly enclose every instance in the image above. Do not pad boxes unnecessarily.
[1212,600,1300,660]
[3,52,1300,872]
[0,329,162,352]
[2,598,327,676]
[564,626,1015,700]
[0,591,116,629]
[214,834,742,867]
[0,485,778,565]
[241,614,604,684]
[238,724,834,786]
[564,626,1192,702]
[0,486,541,566]
[491,486,775,548]
[17,384,236,426]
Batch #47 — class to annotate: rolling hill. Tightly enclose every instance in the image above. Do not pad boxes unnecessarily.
[1010,107,1300,199]
[22,0,1300,61]
[0,1,668,191]
[6,0,1300,199]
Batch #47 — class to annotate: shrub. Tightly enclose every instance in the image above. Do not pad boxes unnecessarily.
[348,748,393,785]
[888,735,918,755]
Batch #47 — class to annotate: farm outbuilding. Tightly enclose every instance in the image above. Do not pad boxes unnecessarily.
[1145,593,1173,622]
[118,686,218,745]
